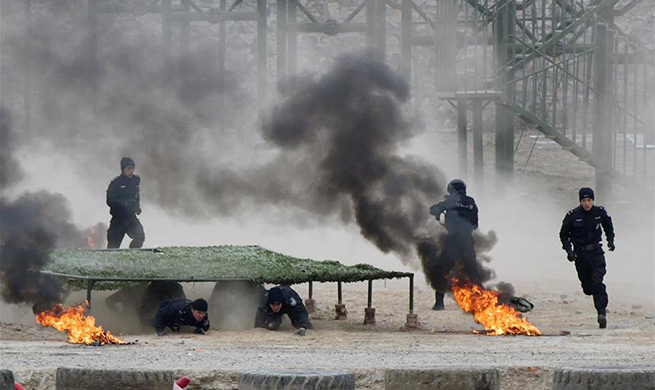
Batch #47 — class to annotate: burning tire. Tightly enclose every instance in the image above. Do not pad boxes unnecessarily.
[56,368,173,390]
[553,367,655,390]
[0,370,14,390]
[209,281,265,330]
[238,370,355,390]
[385,367,500,390]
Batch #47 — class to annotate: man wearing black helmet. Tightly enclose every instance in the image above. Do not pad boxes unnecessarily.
[255,286,312,336]
[428,179,479,310]
[106,157,145,248]
[559,187,615,329]
[154,298,210,336]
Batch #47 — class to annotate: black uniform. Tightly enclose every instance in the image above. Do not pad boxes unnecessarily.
[559,205,615,316]
[106,173,145,248]
[429,189,479,295]
[154,299,209,335]
[255,286,313,331]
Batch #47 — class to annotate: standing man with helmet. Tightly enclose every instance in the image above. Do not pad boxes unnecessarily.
[428,179,479,310]
[106,157,145,248]
[559,187,615,328]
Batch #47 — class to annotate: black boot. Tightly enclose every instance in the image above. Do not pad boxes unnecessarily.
[432,292,445,311]
[597,313,607,329]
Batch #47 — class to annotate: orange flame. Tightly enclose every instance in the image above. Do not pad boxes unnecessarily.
[87,227,99,249]
[36,302,125,345]
[451,279,541,336]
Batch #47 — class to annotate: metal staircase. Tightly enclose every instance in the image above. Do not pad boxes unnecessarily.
[442,0,653,191]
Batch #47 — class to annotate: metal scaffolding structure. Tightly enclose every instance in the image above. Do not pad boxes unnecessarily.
[451,0,654,196]
[20,0,654,196]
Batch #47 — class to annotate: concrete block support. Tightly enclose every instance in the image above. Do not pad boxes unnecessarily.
[553,367,655,390]
[334,304,348,320]
[56,368,173,390]
[238,370,355,390]
[385,367,500,390]
[404,313,419,328]
[0,370,14,390]
[364,307,376,324]
[304,298,315,313]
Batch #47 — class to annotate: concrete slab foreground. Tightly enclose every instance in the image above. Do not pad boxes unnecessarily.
[553,367,655,390]
[238,370,356,390]
[56,368,173,390]
[0,370,14,390]
[385,367,500,390]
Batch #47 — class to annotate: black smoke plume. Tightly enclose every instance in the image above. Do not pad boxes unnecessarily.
[259,51,498,292]
[0,105,24,190]
[0,191,108,313]
[1,1,500,294]
[261,52,442,259]
[2,1,248,217]
[0,105,106,312]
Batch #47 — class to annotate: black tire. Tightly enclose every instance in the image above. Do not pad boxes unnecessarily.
[56,368,173,390]
[238,370,355,390]
[0,370,14,390]
[209,281,265,330]
[385,367,500,390]
[553,367,655,390]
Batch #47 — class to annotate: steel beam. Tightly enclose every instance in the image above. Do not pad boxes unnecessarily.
[276,0,287,79]
[593,23,612,199]
[180,0,191,55]
[376,0,386,57]
[287,0,297,75]
[162,0,172,54]
[367,280,373,308]
[218,0,226,72]
[408,274,414,313]
[494,0,515,180]
[257,0,267,106]
[24,0,32,133]
[167,10,257,22]
[472,99,484,188]
[457,99,468,178]
[400,0,411,82]
[292,22,368,33]
[86,280,96,311]
[366,0,376,48]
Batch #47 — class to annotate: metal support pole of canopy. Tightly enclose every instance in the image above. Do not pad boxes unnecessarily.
[86,280,96,311]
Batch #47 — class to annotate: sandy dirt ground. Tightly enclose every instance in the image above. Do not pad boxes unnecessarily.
[1,280,653,390]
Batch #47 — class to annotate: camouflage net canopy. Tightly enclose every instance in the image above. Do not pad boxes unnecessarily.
[45,245,412,290]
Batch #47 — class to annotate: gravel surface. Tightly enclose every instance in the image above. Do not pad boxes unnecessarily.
[1,281,653,389]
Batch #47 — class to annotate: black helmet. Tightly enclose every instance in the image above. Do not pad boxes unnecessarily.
[447,179,466,195]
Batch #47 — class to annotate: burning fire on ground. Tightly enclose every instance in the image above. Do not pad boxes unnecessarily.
[452,279,541,336]
[86,227,101,249]
[36,302,126,345]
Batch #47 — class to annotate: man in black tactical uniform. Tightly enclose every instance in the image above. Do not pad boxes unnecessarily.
[106,157,145,248]
[559,187,615,329]
[154,298,210,336]
[255,286,312,336]
[428,179,479,310]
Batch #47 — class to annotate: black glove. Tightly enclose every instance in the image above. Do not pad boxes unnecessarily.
[156,329,167,337]
[126,200,139,214]
[429,205,442,218]
[295,328,306,337]
[567,250,577,262]
[608,242,615,252]
[194,328,205,335]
